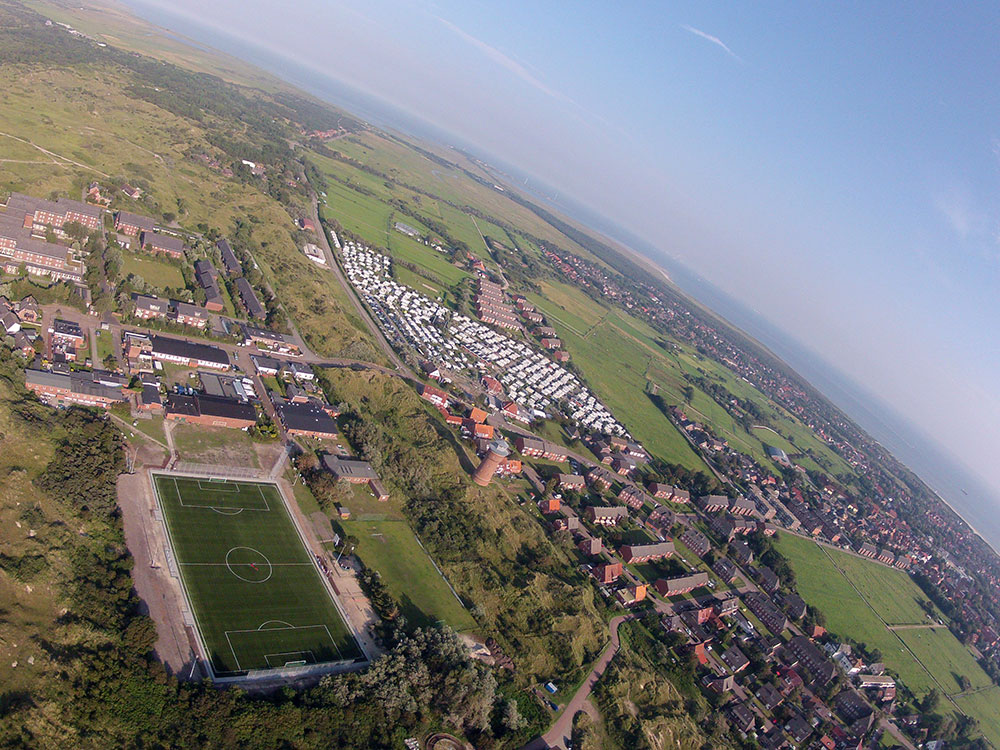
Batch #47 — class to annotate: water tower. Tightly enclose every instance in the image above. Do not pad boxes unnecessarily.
[472,437,510,487]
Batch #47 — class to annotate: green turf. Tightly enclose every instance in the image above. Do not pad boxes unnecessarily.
[954,687,1000,749]
[776,532,991,703]
[342,518,476,632]
[120,253,186,290]
[832,552,943,626]
[153,474,361,675]
[896,627,993,694]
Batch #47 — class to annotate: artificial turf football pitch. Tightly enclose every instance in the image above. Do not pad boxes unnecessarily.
[153,474,362,676]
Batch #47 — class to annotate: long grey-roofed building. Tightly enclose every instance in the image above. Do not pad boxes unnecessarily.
[150,335,230,369]
[0,193,89,283]
[235,277,266,320]
[25,368,125,408]
[217,238,242,276]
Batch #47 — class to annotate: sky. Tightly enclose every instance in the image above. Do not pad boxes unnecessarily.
[128,1,1000,513]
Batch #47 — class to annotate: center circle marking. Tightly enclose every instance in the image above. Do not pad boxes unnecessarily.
[225,546,273,583]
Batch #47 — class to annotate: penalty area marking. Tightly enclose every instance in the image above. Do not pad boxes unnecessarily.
[258,620,294,630]
[171,476,271,512]
[264,651,315,668]
[225,623,343,671]
[196,479,240,493]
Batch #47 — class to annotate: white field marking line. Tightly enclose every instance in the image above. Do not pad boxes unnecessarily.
[264,650,316,668]
[224,631,243,673]
[196,479,240,493]
[258,620,294,630]
[226,620,344,672]
[225,546,273,583]
[210,507,243,515]
[173,476,269,512]
[178,562,312,566]
[258,485,271,511]
[226,623,333,635]
[226,624,343,663]
[152,474,218,678]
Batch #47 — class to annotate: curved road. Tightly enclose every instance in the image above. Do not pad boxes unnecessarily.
[524,614,630,750]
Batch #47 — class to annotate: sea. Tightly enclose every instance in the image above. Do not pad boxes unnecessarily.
[123,1,1000,553]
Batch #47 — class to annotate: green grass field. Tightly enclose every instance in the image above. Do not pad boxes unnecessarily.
[154,474,361,675]
[954,687,1000,749]
[896,627,993,694]
[120,252,186,290]
[343,518,476,632]
[776,532,994,709]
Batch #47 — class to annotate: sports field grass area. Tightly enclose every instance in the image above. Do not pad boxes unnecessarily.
[343,519,476,632]
[153,474,361,675]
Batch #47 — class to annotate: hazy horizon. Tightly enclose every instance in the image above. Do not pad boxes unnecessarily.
[123,0,1000,546]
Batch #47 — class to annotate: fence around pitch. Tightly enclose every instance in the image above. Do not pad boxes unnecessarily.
[170,462,267,479]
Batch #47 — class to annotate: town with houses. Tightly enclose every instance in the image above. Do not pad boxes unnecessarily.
[1,177,997,750]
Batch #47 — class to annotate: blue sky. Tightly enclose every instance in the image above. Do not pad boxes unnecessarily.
[130,1,1000,504]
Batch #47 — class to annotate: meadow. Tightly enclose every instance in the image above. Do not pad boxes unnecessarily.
[775,532,994,711]
[342,518,476,632]
[120,253,186,290]
[170,423,260,468]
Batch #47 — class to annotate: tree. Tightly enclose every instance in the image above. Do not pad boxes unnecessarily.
[920,688,940,713]
[499,697,526,732]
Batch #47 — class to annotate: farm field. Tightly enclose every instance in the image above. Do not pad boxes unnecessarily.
[120,253,186,290]
[343,518,476,632]
[153,474,361,675]
[776,533,993,710]
[386,231,470,287]
[954,687,1000,749]
[833,551,942,626]
[896,627,993,694]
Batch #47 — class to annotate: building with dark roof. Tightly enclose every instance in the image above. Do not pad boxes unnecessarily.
[584,505,629,525]
[165,393,256,429]
[721,645,750,673]
[753,565,781,594]
[150,335,230,369]
[322,454,387,500]
[322,454,379,482]
[114,210,155,237]
[654,571,709,596]
[620,541,674,564]
[235,277,266,319]
[140,230,185,258]
[680,526,711,557]
[25,368,125,409]
[0,194,88,283]
[193,259,224,311]
[787,635,836,685]
[139,383,163,413]
[745,591,789,635]
[274,399,338,438]
[217,238,242,276]
[250,354,281,375]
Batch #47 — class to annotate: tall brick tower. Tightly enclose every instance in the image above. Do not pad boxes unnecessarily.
[472,438,510,487]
